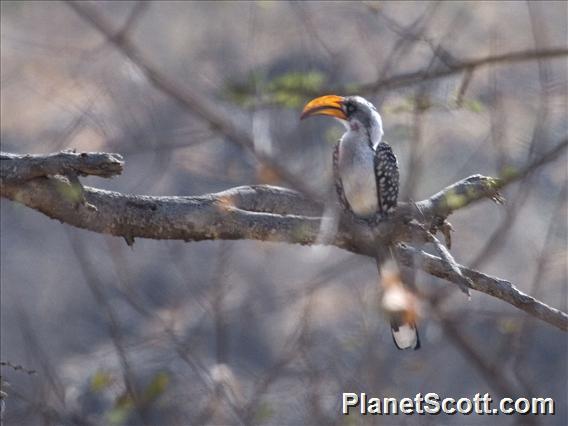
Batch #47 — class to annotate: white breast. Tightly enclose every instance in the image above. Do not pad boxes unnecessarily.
[338,133,378,217]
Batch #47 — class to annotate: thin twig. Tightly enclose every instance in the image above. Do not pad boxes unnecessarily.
[64,0,315,196]
[342,47,568,94]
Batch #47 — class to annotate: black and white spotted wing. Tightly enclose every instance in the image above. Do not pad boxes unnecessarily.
[374,142,399,215]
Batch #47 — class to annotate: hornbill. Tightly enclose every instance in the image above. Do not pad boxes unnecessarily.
[301,95,420,350]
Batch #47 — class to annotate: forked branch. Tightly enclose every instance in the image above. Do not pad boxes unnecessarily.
[1,150,566,331]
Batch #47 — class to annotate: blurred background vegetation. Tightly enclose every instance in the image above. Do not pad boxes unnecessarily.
[1,1,566,425]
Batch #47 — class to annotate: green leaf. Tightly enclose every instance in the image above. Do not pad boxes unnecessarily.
[463,98,485,113]
[253,401,274,423]
[143,372,170,402]
[268,71,325,93]
[107,406,130,426]
[224,71,327,108]
[90,371,113,392]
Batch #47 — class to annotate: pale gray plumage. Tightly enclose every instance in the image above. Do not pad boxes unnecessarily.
[333,96,399,221]
[301,95,419,350]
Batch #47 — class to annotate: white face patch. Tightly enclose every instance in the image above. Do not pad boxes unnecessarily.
[343,97,384,146]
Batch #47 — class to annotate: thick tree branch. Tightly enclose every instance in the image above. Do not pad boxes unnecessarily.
[2,150,566,331]
[0,151,123,182]
[1,175,339,247]
[410,174,504,223]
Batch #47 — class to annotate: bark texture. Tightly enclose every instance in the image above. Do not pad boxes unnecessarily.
[1,151,566,331]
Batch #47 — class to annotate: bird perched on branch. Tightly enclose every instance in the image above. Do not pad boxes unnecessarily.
[301,95,420,350]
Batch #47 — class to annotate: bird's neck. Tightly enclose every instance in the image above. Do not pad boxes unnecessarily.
[341,113,384,149]
[342,124,383,150]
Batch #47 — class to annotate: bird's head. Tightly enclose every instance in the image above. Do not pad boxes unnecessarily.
[301,95,384,144]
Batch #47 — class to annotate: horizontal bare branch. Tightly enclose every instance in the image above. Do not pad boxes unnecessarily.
[2,150,566,331]
[0,151,123,182]
[0,151,504,245]
[0,177,344,247]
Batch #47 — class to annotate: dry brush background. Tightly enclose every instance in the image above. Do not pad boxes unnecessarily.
[1,1,567,425]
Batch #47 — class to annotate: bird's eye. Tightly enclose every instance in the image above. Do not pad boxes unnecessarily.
[345,103,356,115]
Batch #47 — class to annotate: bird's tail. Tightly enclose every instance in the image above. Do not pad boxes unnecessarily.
[390,314,420,350]
[377,257,420,350]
